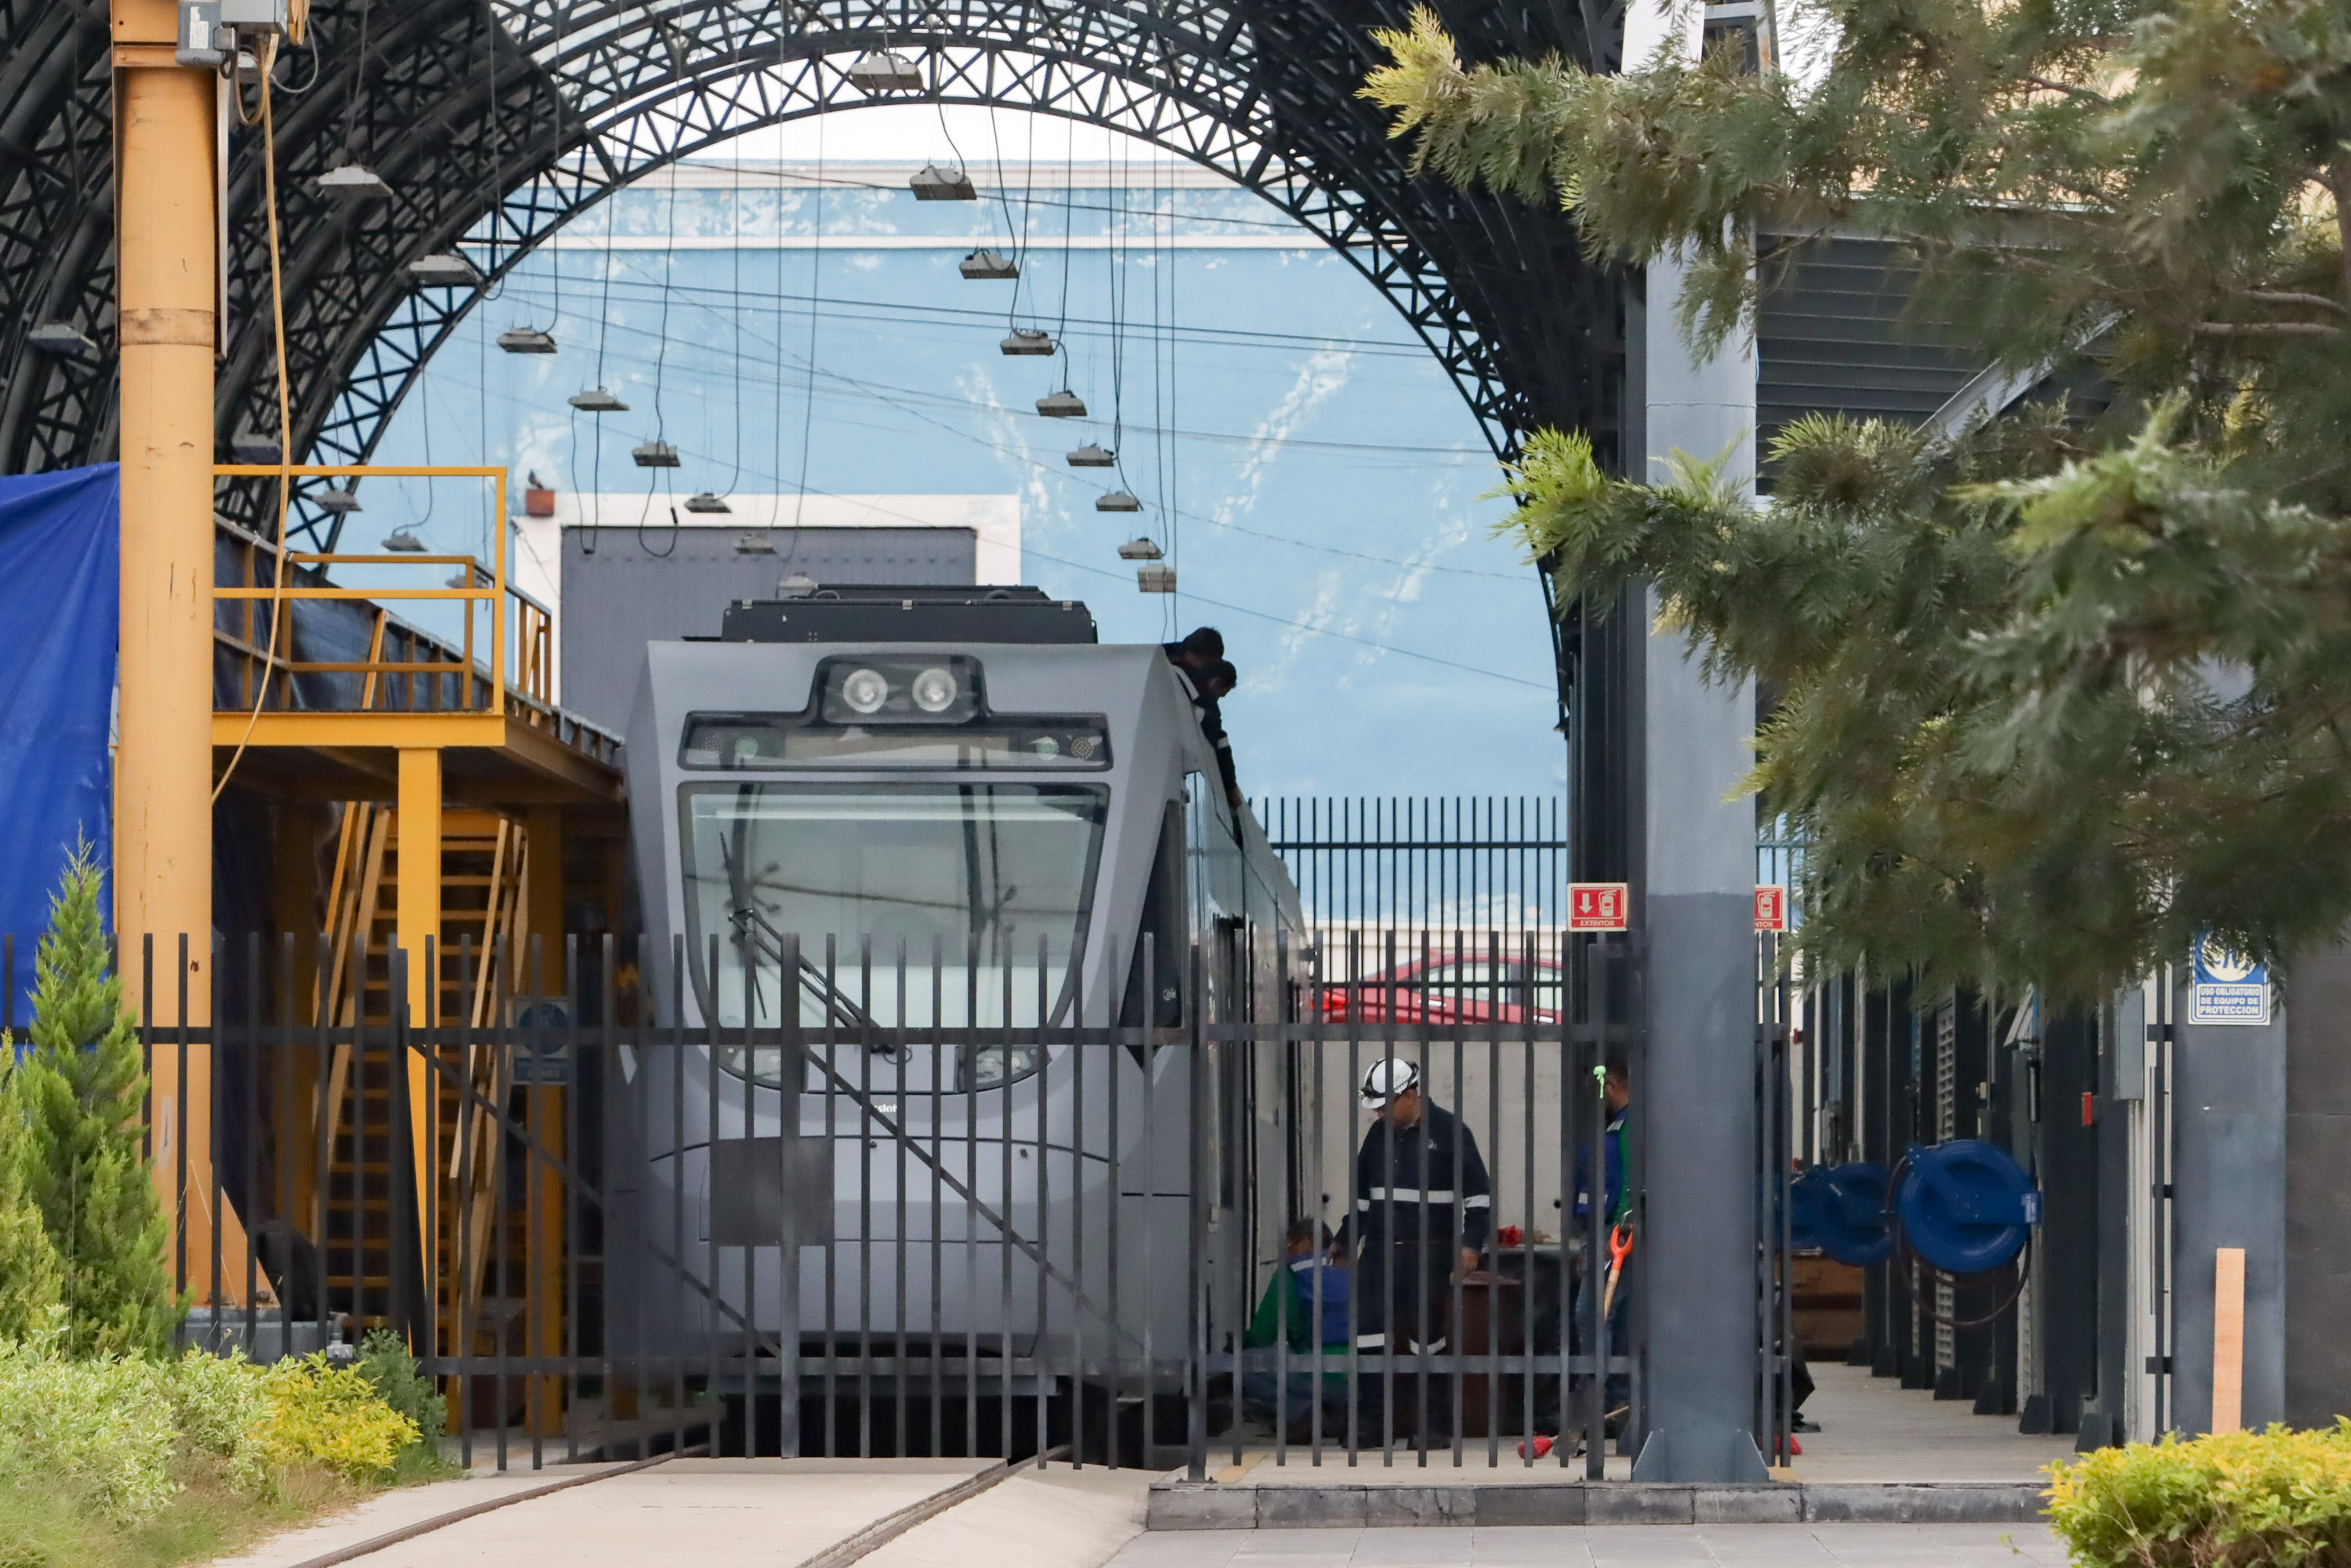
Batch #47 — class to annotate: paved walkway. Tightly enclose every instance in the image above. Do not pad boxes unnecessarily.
[214,1458,997,1568]
[1105,1523,2066,1566]
[1790,1364,2076,1483]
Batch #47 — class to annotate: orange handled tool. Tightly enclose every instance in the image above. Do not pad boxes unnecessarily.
[1602,1223,1634,1316]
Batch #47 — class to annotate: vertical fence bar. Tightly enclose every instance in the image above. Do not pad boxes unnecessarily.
[930,935,947,1460]
[741,935,759,1457]
[705,936,724,1457]
[1185,938,1208,1483]
[896,940,911,1461]
[997,951,1014,1461]
[824,935,841,1458]
[1069,942,1085,1469]
[670,935,688,1459]
[1035,936,1051,1468]
[1105,937,1124,1472]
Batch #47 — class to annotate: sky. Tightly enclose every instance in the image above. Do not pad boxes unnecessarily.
[356,108,1568,802]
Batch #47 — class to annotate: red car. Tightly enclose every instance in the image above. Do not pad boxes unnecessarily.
[1317,956,1564,1025]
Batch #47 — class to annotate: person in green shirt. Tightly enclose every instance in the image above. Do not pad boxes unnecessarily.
[1242,1219,1352,1442]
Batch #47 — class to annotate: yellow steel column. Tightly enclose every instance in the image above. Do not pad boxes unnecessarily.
[524,806,566,1434]
[113,0,248,1299]
[396,750,441,1283]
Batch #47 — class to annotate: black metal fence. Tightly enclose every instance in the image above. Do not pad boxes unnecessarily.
[59,925,1683,1475]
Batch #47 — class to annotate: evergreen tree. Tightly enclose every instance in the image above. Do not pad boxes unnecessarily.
[17,842,178,1357]
[1360,3,2351,996]
[0,1043,62,1342]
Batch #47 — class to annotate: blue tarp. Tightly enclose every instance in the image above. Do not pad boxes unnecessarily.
[0,465,118,1023]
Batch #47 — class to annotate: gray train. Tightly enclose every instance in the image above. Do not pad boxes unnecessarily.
[611,585,1302,1425]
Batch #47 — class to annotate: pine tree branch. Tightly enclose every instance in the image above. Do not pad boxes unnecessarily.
[2022,75,2105,103]
[2232,290,2347,317]
[2190,321,2342,339]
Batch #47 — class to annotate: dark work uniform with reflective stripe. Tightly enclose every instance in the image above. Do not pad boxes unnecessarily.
[1346,1099,1492,1353]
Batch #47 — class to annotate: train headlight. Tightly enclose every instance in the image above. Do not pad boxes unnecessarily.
[840,668,891,715]
[817,654,984,724]
[911,666,958,713]
[959,1044,1041,1092]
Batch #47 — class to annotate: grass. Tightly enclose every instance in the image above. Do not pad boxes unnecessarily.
[0,1443,459,1568]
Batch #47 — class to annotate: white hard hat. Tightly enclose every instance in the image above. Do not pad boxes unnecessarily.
[1360,1056,1420,1110]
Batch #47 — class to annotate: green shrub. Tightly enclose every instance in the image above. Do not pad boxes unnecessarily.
[253,1356,419,1482]
[166,1349,273,1489]
[0,1331,177,1524]
[2046,1422,2351,1567]
[353,1328,446,1448]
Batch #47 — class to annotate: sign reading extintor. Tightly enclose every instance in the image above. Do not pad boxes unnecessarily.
[2189,936,2271,1027]
[1569,883,1628,932]
[1755,885,1789,932]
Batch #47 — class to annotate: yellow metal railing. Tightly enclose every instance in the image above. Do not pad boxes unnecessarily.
[215,464,542,714]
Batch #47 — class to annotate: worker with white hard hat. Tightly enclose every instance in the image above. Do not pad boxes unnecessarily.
[1339,1055,1493,1442]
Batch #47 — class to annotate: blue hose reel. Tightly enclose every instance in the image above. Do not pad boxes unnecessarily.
[1791,1142,2039,1274]
[1896,1140,2040,1275]
[1789,1161,1895,1265]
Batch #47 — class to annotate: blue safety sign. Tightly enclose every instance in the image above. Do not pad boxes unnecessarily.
[2190,936,2271,1027]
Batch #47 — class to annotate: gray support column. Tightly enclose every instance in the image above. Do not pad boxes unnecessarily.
[2172,980,2285,1433]
[2284,945,2351,1429]
[1625,230,1766,1480]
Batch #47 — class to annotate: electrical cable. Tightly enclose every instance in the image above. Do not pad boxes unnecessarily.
[724,128,745,499]
[500,271,1439,360]
[638,169,683,556]
[214,31,298,802]
[788,113,824,538]
[459,291,1518,576]
[339,1,371,160]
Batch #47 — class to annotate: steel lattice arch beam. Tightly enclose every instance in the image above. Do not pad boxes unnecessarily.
[4,2,1622,553]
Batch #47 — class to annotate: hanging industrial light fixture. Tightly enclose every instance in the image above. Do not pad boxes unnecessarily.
[911,165,976,201]
[230,432,281,465]
[316,488,362,516]
[684,492,732,514]
[1137,563,1177,593]
[497,327,558,354]
[632,440,682,468]
[311,164,392,203]
[1096,491,1142,512]
[1118,537,1164,560]
[382,529,426,552]
[27,321,96,357]
[1066,443,1115,468]
[408,252,484,288]
[959,249,1019,281]
[569,386,629,412]
[1001,328,1054,356]
[848,51,924,92]
[1036,389,1086,418]
[734,533,776,555]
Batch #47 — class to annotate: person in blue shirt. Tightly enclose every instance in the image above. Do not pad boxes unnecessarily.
[1242,1219,1352,1441]
[1571,1056,1633,1429]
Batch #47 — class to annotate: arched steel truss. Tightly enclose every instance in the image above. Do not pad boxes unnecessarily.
[4,1,1622,555]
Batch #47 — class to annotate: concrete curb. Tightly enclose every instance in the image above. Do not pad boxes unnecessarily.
[1144,1479,2047,1530]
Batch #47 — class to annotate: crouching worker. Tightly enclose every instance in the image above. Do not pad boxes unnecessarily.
[1344,1056,1492,1444]
[1241,1219,1353,1443]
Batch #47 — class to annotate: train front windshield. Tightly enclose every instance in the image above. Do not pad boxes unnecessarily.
[679,782,1110,1046]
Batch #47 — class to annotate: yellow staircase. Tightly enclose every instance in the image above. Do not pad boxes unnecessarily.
[312,805,547,1375]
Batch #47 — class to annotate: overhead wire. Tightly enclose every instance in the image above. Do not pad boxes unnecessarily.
[502,270,1438,360]
[214,32,296,801]
[637,167,682,556]
[433,332,1522,581]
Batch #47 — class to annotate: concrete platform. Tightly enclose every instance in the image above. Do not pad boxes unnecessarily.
[1146,1362,2076,1530]
[1107,1521,2070,1566]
